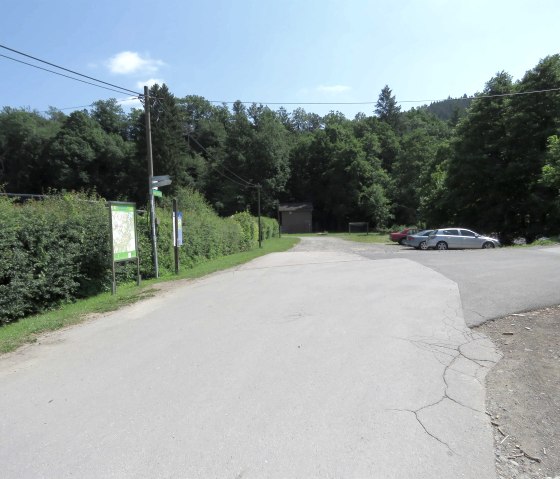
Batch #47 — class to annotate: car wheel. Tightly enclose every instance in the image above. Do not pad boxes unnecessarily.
[436,241,448,250]
[398,238,405,245]
[482,242,495,249]
[419,241,428,250]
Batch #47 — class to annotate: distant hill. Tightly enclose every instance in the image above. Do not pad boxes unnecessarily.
[422,95,473,122]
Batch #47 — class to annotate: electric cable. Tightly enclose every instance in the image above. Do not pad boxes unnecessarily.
[203,86,560,107]
[0,44,141,96]
[38,96,139,114]
[0,53,140,97]
[3,44,560,108]
[153,99,258,189]
[187,133,257,188]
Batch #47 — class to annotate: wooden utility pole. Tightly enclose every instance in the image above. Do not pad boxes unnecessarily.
[144,85,159,278]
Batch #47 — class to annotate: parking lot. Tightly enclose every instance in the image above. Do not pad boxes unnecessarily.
[292,237,560,326]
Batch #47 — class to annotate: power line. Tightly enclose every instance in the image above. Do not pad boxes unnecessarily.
[0,53,139,97]
[471,87,560,100]
[202,86,560,107]
[153,99,258,189]
[37,96,140,114]
[0,44,141,97]
[187,133,257,188]
[3,42,559,109]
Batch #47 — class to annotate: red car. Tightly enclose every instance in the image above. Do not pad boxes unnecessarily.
[390,227,418,245]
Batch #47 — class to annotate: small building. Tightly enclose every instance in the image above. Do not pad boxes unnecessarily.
[278,203,313,234]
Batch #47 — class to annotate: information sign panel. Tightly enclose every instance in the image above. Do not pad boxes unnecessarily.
[173,211,183,246]
[110,203,138,261]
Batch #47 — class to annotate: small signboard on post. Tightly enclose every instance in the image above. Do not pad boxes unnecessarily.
[172,198,183,274]
[109,201,141,293]
[173,211,183,247]
[151,175,171,198]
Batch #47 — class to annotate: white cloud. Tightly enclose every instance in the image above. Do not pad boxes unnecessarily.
[107,51,164,75]
[136,78,164,89]
[317,84,351,93]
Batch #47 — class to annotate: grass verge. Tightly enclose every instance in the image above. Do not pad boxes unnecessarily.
[0,236,299,355]
[284,232,390,244]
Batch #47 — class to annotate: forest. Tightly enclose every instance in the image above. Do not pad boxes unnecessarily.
[1,54,560,243]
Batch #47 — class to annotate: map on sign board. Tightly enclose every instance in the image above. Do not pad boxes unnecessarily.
[111,204,137,261]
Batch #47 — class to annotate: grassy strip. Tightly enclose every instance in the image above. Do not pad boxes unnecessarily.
[509,238,560,247]
[0,236,299,355]
[334,232,391,244]
[284,232,390,244]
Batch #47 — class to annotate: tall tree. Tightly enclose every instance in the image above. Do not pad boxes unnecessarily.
[47,110,131,199]
[505,55,560,238]
[445,72,514,235]
[135,84,189,200]
[90,99,128,139]
[392,109,451,225]
[375,85,402,129]
[0,108,61,193]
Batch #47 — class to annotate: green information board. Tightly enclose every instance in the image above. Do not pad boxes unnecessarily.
[110,203,138,261]
[109,202,140,294]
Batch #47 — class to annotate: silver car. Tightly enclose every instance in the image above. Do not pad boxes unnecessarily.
[426,228,501,250]
[404,229,434,250]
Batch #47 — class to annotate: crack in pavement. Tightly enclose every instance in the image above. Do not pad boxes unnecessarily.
[391,308,500,455]
[390,406,455,454]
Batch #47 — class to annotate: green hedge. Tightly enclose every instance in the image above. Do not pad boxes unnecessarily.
[0,189,279,325]
[0,194,111,324]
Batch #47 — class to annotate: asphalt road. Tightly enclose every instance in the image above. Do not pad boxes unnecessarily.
[294,237,560,326]
[1,238,558,478]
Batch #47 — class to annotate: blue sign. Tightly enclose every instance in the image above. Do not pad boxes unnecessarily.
[173,211,183,246]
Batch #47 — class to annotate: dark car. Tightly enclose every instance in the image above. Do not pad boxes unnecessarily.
[389,228,418,245]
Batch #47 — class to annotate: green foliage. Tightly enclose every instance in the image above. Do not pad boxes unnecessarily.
[260,216,280,239]
[424,95,473,123]
[0,107,62,193]
[3,55,560,241]
[231,211,259,248]
[0,189,278,325]
[375,85,402,130]
[444,56,560,240]
[541,135,560,189]
[0,193,111,325]
[145,189,279,271]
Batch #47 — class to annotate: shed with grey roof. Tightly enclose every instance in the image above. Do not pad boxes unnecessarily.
[278,203,313,234]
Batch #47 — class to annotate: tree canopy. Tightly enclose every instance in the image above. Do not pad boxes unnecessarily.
[2,54,560,241]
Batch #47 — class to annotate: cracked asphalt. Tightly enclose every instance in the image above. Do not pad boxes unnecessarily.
[1,237,558,478]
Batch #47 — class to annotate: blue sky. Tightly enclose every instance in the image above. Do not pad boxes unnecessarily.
[1,0,559,118]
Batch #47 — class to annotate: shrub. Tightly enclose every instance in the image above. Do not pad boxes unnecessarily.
[0,193,111,324]
[0,188,280,325]
[231,211,258,248]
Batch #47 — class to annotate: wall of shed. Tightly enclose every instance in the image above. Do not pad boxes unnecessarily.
[281,211,312,234]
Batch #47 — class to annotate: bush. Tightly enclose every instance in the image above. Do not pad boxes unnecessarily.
[0,188,280,325]
[231,211,258,248]
[0,193,111,325]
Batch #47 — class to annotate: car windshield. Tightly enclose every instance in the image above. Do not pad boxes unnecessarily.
[417,230,433,236]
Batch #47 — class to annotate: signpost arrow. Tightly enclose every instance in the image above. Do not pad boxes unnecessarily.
[151,175,172,188]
